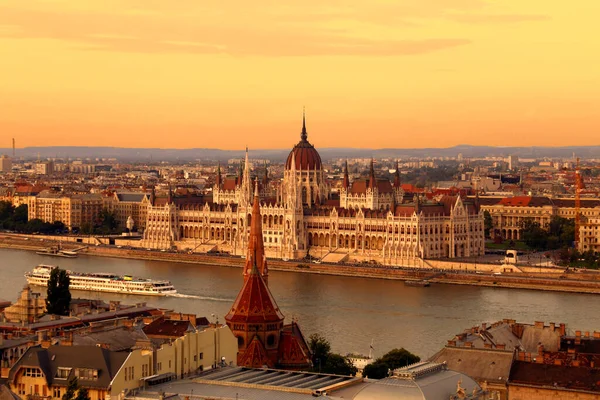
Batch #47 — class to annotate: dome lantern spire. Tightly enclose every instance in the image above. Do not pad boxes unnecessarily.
[301,107,307,142]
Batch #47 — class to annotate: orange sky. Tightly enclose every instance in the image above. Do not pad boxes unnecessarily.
[1,0,599,150]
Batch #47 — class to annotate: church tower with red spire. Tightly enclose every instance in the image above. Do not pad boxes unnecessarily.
[225,180,312,369]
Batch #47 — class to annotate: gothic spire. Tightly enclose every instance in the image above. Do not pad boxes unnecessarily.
[244,179,268,284]
[343,160,349,188]
[393,160,401,188]
[216,162,222,186]
[167,184,173,204]
[301,107,307,142]
[150,186,156,206]
[369,158,376,189]
[263,161,269,186]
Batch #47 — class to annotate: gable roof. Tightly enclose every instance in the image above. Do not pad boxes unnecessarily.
[9,345,128,389]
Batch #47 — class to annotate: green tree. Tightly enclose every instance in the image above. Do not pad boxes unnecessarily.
[520,219,548,250]
[362,361,390,379]
[12,204,28,224]
[379,348,420,369]
[80,222,94,235]
[62,378,78,400]
[322,353,357,376]
[363,348,420,379]
[96,209,118,234]
[75,387,91,400]
[307,333,357,376]
[0,201,13,222]
[483,211,493,239]
[308,333,331,369]
[46,267,71,316]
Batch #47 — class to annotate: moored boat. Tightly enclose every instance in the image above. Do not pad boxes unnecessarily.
[25,264,177,296]
[404,279,431,287]
[35,248,78,258]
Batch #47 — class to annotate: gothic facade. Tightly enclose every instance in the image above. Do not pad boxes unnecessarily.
[141,116,485,264]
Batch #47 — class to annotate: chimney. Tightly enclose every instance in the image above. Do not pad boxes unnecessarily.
[534,321,544,329]
[496,343,506,350]
[447,340,457,347]
[594,331,600,339]
[576,330,581,338]
[481,322,487,331]
[549,322,555,331]
[464,342,473,348]
[63,332,73,346]
[584,331,590,338]
[559,323,566,336]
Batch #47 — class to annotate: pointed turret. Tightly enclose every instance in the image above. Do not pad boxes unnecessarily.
[225,181,284,367]
[244,179,268,284]
[369,158,376,189]
[393,160,401,188]
[342,160,349,188]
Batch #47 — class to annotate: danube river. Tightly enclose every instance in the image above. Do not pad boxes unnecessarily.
[1,248,597,359]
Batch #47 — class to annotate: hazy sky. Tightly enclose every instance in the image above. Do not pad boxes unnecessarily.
[1,0,598,150]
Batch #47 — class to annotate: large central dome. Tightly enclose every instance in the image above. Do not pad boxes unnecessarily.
[285,114,322,171]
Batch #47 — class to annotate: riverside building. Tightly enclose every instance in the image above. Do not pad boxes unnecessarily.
[141,115,485,265]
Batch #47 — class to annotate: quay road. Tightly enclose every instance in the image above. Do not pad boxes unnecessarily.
[1,233,600,294]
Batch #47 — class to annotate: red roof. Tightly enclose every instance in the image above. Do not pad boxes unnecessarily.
[277,323,312,369]
[238,336,273,368]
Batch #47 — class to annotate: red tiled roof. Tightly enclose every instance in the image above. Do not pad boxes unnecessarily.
[142,318,193,338]
[278,323,312,369]
[221,177,238,191]
[238,336,273,368]
[509,360,600,393]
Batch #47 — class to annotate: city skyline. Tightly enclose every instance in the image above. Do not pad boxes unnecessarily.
[1,0,598,149]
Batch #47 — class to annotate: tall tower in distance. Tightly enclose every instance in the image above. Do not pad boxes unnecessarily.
[12,138,15,157]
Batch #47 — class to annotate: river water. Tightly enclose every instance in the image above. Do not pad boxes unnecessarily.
[0,248,597,359]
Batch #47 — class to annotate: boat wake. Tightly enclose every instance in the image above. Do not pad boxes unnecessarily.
[168,293,232,302]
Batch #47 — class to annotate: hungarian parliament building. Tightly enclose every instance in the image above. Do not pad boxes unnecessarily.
[141,117,485,265]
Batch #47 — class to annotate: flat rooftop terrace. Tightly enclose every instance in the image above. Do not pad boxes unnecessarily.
[140,367,361,400]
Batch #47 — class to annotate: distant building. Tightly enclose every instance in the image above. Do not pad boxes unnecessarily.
[141,116,485,264]
[104,192,150,231]
[34,161,54,175]
[2,286,46,324]
[0,155,12,173]
[475,195,600,241]
[27,192,104,230]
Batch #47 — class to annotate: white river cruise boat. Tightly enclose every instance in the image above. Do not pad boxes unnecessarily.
[25,265,177,296]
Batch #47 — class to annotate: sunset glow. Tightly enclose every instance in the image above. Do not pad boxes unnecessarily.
[1,0,598,149]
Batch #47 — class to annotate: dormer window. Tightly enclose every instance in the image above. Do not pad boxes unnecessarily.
[75,368,99,380]
[23,368,43,378]
[55,367,71,379]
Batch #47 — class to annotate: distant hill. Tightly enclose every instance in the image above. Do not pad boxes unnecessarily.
[0,145,597,162]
